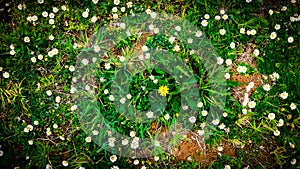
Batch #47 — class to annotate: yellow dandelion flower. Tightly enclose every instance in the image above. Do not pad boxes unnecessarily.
[158,85,169,97]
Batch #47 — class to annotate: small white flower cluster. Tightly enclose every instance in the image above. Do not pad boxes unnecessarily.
[26,15,38,26]
[242,92,256,109]
[269,72,280,81]
[239,28,256,36]
[164,113,170,120]
[82,8,89,18]
[279,91,288,99]
[290,13,300,22]
[17,4,26,10]
[24,124,34,133]
[236,65,247,74]
[47,48,59,57]
[219,28,226,35]
[130,137,140,149]
[149,75,158,84]
[147,22,159,35]
[215,9,229,21]
[245,81,255,92]
[9,44,15,55]
[46,127,52,136]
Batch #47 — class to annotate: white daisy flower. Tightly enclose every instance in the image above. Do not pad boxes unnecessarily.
[114,0,120,5]
[240,28,245,34]
[110,155,117,163]
[250,29,256,35]
[263,84,271,91]
[24,36,30,43]
[189,116,196,123]
[201,19,208,27]
[129,131,136,137]
[113,13,118,19]
[224,73,230,79]
[288,37,294,43]
[120,98,126,104]
[3,72,9,78]
[61,5,66,11]
[274,24,280,30]
[92,0,99,4]
[141,45,148,52]
[62,161,68,167]
[91,16,98,23]
[225,59,232,66]
[104,63,111,70]
[126,94,132,99]
[85,136,92,143]
[69,65,75,72]
[49,13,55,18]
[279,91,288,99]
[277,119,284,127]
[145,9,151,14]
[53,124,58,129]
[154,140,160,146]
[121,7,126,12]
[150,12,157,19]
[204,14,210,19]
[112,7,118,13]
[219,29,226,35]
[195,30,203,37]
[224,165,231,169]
[49,19,55,25]
[291,159,297,165]
[197,129,205,136]
[212,119,220,125]
[122,139,128,145]
[55,96,61,103]
[164,114,170,120]
[53,7,59,13]
[248,101,256,108]
[253,49,260,56]
[197,102,203,108]
[46,90,52,96]
[220,9,225,15]
[290,103,296,110]
[270,32,277,39]
[126,2,133,8]
[281,6,287,11]
[222,14,228,20]
[130,140,139,149]
[268,113,275,120]
[109,95,115,101]
[273,130,280,136]
[146,111,154,118]
[217,57,224,65]
[201,110,208,116]
[82,11,89,18]
[173,45,180,52]
[230,42,235,49]
[269,9,273,15]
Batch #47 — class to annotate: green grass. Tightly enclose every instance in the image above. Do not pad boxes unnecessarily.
[0,0,299,169]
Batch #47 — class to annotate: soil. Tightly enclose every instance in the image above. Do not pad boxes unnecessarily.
[171,132,236,165]
[229,43,264,105]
